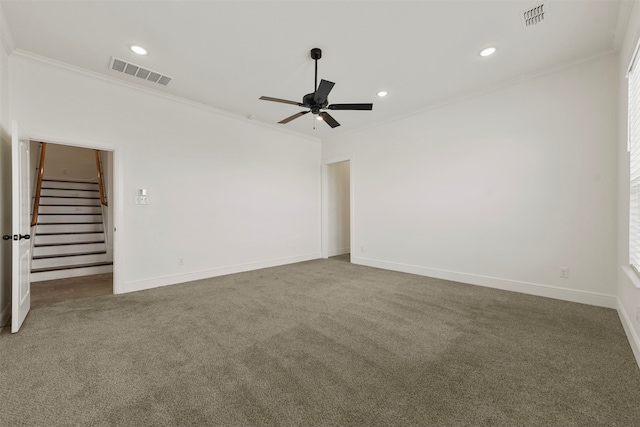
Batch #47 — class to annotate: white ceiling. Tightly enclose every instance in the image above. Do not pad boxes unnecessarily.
[0,0,628,139]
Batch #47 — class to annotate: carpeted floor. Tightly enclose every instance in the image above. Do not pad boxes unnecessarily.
[0,258,639,426]
[30,272,113,309]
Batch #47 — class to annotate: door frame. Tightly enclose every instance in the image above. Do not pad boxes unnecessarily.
[321,154,354,259]
[27,133,123,294]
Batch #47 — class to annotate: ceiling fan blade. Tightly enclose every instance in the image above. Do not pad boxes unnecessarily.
[278,111,309,124]
[314,79,335,105]
[319,112,340,128]
[328,103,373,111]
[260,96,303,106]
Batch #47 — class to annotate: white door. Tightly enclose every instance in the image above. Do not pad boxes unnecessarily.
[11,120,31,333]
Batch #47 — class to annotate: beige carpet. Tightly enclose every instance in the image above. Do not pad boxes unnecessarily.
[30,272,113,309]
[0,258,638,426]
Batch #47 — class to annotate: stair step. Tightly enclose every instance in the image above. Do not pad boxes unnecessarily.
[31,260,113,273]
[36,223,104,234]
[40,189,100,199]
[33,243,107,257]
[39,197,101,206]
[30,262,113,282]
[41,180,99,191]
[37,214,103,224]
[33,250,106,260]
[32,252,109,270]
[35,232,106,245]
[35,240,105,247]
[38,205,102,215]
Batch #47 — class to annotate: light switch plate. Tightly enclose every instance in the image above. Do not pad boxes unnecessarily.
[135,196,148,205]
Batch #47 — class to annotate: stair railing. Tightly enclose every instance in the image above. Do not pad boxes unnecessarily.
[95,150,108,206]
[95,150,111,261]
[30,142,47,227]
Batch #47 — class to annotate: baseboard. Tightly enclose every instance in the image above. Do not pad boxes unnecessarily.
[0,300,10,332]
[352,256,617,309]
[328,247,350,257]
[122,252,321,294]
[617,298,640,369]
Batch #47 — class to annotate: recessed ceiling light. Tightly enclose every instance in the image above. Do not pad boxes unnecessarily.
[130,45,147,55]
[479,47,497,57]
[377,91,388,97]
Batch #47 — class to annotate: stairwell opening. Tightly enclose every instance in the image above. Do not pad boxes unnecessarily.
[29,142,115,306]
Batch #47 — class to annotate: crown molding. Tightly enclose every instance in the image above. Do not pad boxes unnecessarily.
[12,49,321,145]
[323,49,618,144]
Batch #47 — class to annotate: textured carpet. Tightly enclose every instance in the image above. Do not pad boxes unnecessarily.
[0,259,639,426]
[30,273,113,309]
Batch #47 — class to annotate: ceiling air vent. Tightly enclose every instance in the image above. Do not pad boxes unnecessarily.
[521,3,547,28]
[109,57,173,86]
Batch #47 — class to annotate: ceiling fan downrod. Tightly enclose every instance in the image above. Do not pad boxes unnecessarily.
[311,48,322,92]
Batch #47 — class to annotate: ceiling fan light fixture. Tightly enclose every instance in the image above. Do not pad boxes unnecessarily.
[130,45,147,55]
[316,116,324,121]
[479,47,497,57]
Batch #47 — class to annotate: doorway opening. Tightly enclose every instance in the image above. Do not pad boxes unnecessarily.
[28,141,116,309]
[323,158,352,262]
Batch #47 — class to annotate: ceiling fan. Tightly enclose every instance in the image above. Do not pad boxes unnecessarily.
[259,48,373,128]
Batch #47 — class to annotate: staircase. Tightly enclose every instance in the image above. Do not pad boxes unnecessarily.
[31,179,113,282]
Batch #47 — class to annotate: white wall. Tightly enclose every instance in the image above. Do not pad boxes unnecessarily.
[10,53,321,293]
[617,1,640,368]
[43,143,98,182]
[327,160,350,256]
[0,5,12,329]
[323,54,618,308]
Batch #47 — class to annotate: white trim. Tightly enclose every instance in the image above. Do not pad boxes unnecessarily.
[322,154,353,165]
[352,256,617,309]
[0,301,10,332]
[622,265,640,290]
[321,164,328,258]
[25,134,122,296]
[112,148,123,295]
[628,20,640,76]
[617,298,640,369]
[122,252,321,294]
[321,154,354,260]
[629,50,640,78]
[12,50,321,145]
[28,133,118,152]
[349,159,355,264]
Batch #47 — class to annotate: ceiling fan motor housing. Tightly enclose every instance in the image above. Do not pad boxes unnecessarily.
[303,92,328,113]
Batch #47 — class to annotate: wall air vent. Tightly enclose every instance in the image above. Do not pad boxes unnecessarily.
[109,57,173,86]
[521,3,547,28]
